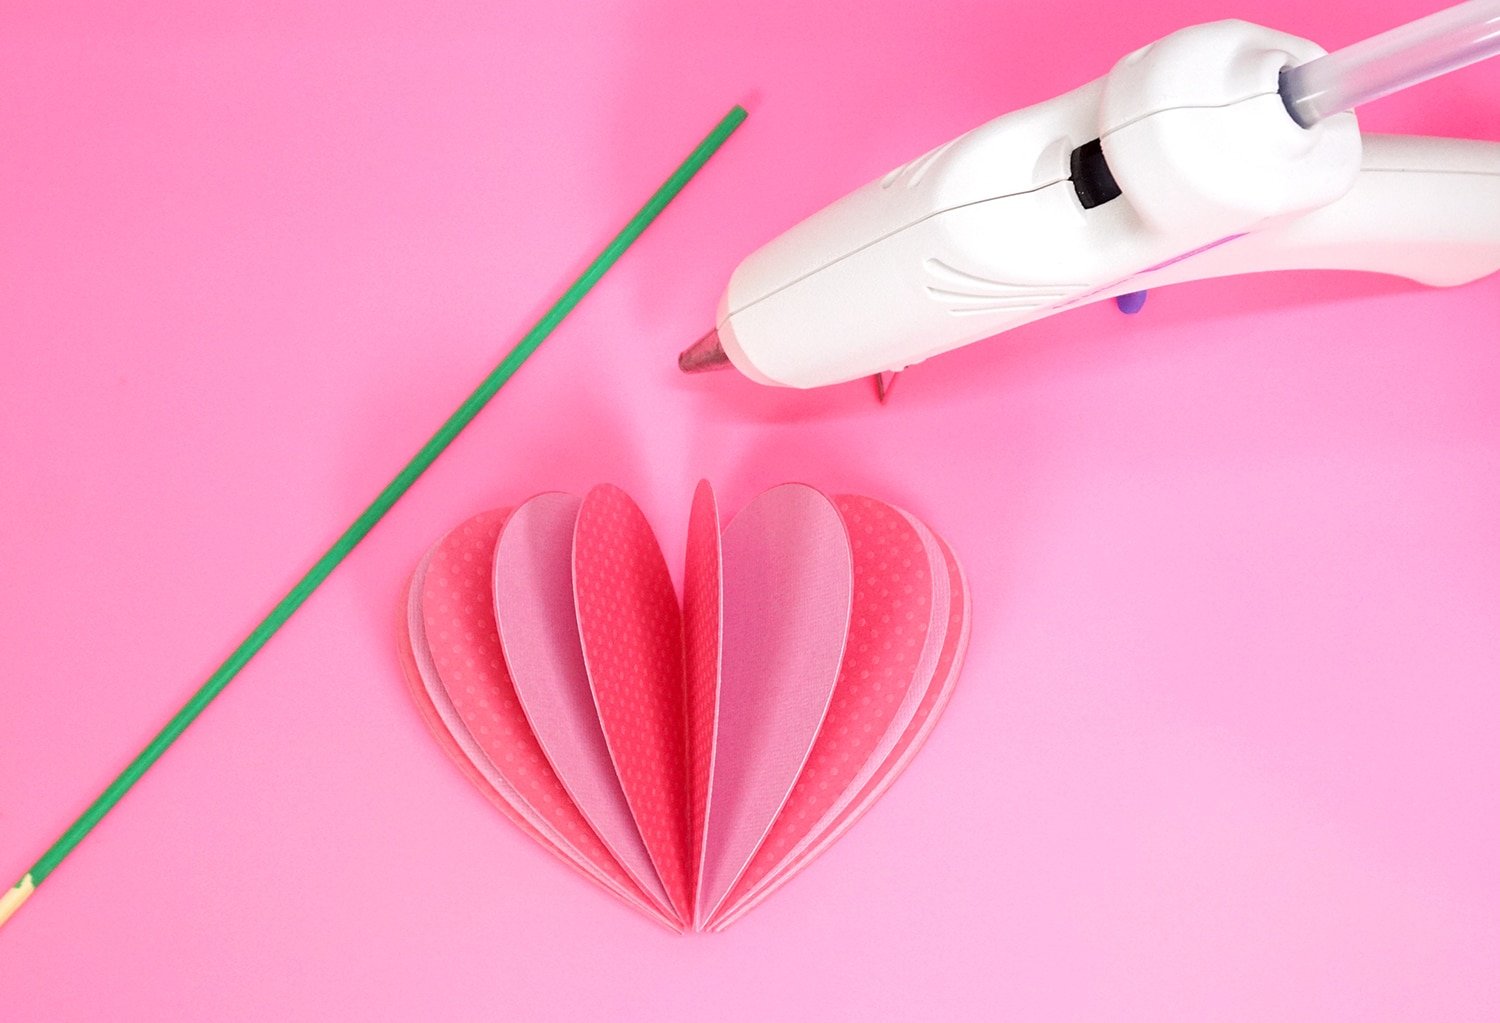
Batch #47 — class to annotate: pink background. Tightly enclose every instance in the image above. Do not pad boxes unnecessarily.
[3,0,1498,1018]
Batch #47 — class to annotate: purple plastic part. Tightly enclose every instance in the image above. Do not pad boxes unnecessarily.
[1116,290,1148,315]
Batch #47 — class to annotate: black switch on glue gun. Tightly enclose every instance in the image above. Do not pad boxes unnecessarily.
[681,6,1500,394]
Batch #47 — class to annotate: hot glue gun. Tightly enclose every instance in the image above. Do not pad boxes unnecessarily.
[680,7,1500,396]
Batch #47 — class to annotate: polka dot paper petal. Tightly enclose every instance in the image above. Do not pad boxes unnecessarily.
[400,484,971,932]
[681,480,723,925]
[494,494,676,919]
[573,484,695,921]
[405,512,675,929]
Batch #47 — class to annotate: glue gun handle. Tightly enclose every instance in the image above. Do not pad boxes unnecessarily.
[1126,134,1500,292]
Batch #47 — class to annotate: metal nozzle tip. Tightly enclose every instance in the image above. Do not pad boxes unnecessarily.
[678,329,731,375]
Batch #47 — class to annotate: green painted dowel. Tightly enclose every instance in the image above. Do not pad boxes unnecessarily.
[0,104,748,931]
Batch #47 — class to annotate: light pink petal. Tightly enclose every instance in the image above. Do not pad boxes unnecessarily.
[698,484,852,921]
[711,496,935,922]
[494,493,676,920]
[713,523,969,931]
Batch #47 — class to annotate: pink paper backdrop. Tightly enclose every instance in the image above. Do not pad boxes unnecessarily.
[2,0,1498,1018]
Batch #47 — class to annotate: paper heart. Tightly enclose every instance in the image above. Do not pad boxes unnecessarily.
[399,482,969,931]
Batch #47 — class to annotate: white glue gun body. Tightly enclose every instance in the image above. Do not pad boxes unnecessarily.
[702,21,1500,389]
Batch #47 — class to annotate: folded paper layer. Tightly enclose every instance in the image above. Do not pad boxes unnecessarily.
[494,494,675,919]
[712,517,970,930]
[401,511,674,928]
[697,484,853,920]
[710,495,935,922]
[573,485,694,920]
[401,483,969,931]
[682,481,724,927]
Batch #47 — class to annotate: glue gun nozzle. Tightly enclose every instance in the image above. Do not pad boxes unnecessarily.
[678,329,731,374]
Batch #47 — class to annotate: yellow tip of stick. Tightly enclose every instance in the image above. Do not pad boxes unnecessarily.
[0,875,36,929]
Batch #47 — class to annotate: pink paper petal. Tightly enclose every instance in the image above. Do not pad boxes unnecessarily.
[711,495,934,922]
[405,561,683,933]
[712,524,970,930]
[399,563,558,857]
[494,493,676,920]
[410,510,674,929]
[572,485,694,918]
[681,480,723,926]
[697,484,853,921]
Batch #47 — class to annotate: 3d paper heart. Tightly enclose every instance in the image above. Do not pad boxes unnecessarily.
[399,481,970,931]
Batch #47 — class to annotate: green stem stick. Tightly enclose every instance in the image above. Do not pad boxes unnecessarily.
[0,104,748,930]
